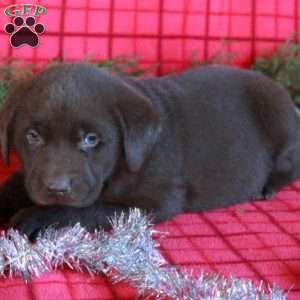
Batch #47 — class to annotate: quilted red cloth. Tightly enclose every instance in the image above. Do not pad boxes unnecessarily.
[0,156,300,300]
[1,0,300,299]
[0,0,300,72]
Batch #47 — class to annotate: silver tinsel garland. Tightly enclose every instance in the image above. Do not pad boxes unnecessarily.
[0,208,287,299]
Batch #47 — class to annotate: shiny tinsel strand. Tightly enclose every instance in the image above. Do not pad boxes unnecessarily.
[0,208,288,299]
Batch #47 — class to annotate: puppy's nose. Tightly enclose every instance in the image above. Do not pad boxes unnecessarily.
[45,177,72,195]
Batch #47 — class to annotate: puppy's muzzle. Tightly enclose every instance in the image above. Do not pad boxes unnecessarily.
[44,176,72,196]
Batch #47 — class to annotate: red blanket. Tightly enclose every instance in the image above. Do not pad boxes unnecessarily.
[0,156,300,300]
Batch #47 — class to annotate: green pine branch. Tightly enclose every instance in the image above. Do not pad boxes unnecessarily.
[252,37,300,106]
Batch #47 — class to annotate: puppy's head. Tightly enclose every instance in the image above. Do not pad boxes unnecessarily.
[0,64,161,207]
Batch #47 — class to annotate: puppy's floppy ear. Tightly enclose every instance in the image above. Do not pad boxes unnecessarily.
[114,83,161,172]
[0,92,16,165]
[0,80,27,165]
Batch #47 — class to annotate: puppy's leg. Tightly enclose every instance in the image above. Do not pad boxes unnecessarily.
[262,143,300,199]
[10,183,185,240]
[9,203,128,237]
[9,202,167,241]
[104,178,186,224]
[0,171,32,223]
[262,168,300,199]
[262,173,292,199]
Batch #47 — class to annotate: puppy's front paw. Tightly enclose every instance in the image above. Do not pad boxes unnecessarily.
[9,206,65,241]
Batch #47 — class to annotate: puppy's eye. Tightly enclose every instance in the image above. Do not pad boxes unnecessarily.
[25,129,43,146]
[83,133,100,148]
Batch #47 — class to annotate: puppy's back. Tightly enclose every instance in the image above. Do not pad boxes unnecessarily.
[135,66,300,210]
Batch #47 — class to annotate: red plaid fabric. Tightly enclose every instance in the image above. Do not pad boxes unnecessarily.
[0,0,299,73]
[1,158,300,299]
[1,1,300,299]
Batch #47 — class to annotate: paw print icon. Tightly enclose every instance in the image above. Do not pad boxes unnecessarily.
[4,16,45,48]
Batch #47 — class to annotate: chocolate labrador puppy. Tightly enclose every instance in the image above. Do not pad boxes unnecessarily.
[1,63,300,239]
